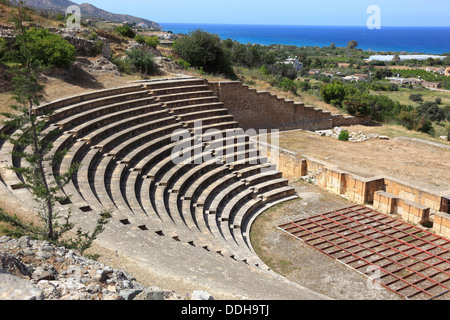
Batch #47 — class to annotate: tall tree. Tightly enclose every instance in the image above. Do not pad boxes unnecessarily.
[0,1,108,249]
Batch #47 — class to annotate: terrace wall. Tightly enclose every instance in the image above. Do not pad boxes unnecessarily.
[258,144,450,237]
[208,81,369,131]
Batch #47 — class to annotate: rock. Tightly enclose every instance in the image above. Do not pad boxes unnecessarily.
[191,290,214,300]
[119,289,143,300]
[0,252,31,276]
[0,238,185,300]
[18,236,31,249]
[0,236,11,244]
[86,283,102,294]
[134,287,164,300]
[0,269,44,300]
[378,136,390,140]
[92,269,108,282]
[32,268,56,282]
[36,250,52,261]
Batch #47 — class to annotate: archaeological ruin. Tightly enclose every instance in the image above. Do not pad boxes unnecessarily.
[1,77,449,299]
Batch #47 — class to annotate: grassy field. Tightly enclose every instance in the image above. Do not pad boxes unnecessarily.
[370,87,450,107]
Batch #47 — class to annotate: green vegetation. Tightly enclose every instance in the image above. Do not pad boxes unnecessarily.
[135,34,159,48]
[13,27,76,68]
[0,38,6,61]
[115,25,136,38]
[173,29,236,79]
[125,48,157,75]
[338,130,349,141]
[347,40,358,49]
[0,1,109,255]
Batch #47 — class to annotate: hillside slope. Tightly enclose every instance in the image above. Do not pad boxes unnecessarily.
[24,0,161,29]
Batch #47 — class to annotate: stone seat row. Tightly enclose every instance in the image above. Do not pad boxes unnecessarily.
[2,78,298,269]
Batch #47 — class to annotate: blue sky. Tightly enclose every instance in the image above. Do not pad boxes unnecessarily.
[78,0,450,27]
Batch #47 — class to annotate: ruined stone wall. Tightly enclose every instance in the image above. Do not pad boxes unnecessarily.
[259,144,450,237]
[208,81,369,131]
[256,142,306,181]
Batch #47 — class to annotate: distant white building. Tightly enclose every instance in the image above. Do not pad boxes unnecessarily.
[386,76,423,85]
[137,22,149,28]
[284,56,303,72]
[367,54,445,62]
[160,33,175,40]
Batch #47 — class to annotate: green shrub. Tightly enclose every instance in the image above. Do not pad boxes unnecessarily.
[15,27,76,68]
[278,77,297,92]
[173,29,236,79]
[91,40,104,56]
[320,81,346,105]
[417,102,446,122]
[87,32,98,41]
[297,81,311,92]
[416,117,435,135]
[0,38,6,61]
[338,130,349,141]
[343,99,371,117]
[445,105,450,121]
[175,58,190,70]
[125,48,157,75]
[115,25,136,38]
[409,93,423,103]
[135,34,146,44]
[144,36,159,48]
[110,54,131,74]
[135,35,159,48]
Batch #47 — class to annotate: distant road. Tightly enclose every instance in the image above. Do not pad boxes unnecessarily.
[427,87,450,93]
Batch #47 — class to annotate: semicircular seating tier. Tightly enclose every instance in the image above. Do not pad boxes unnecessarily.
[0,77,324,299]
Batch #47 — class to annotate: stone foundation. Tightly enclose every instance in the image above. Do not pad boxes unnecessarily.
[260,143,450,238]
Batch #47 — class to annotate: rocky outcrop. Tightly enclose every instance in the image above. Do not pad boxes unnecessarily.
[0,236,199,300]
[71,57,120,76]
[50,27,111,58]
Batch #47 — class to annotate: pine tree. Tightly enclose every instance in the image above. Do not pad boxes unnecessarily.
[0,1,109,252]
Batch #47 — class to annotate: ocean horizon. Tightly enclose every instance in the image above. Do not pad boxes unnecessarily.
[160,23,450,55]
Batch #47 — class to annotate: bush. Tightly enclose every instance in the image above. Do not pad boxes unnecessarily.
[91,40,104,56]
[416,117,435,135]
[338,130,349,141]
[144,36,159,48]
[320,81,346,105]
[115,25,136,38]
[173,29,236,79]
[445,105,450,121]
[343,99,371,117]
[15,27,76,68]
[278,77,297,92]
[409,93,423,103]
[87,32,98,41]
[417,102,445,122]
[110,54,131,74]
[175,58,190,70]
[125,48,157,75]
[135,34,146,44]
[0,38,6,61]
[134,35,159,48]
[297,81,311,92]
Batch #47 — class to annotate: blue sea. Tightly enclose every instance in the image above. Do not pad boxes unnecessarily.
[160,23,450,54]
